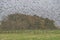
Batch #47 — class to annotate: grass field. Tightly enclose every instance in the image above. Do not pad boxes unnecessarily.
[0,30,60,40]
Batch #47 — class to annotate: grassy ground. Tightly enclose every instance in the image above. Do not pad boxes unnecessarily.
[0,30,60,40]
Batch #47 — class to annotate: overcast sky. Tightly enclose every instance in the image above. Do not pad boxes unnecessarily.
[0,0,60,26]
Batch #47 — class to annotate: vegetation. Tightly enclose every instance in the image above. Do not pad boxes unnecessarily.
[0,30,60,40]
[0,13,59,40]
[0,13,57,31]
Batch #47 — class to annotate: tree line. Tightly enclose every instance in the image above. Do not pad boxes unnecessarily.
[0,13,57,31]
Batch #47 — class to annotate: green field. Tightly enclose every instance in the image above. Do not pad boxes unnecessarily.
[0,30,60,40]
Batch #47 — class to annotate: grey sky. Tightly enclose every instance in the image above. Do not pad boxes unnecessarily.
[0,0,60,26]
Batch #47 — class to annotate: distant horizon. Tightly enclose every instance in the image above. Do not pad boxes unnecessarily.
[0,0,60,27]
